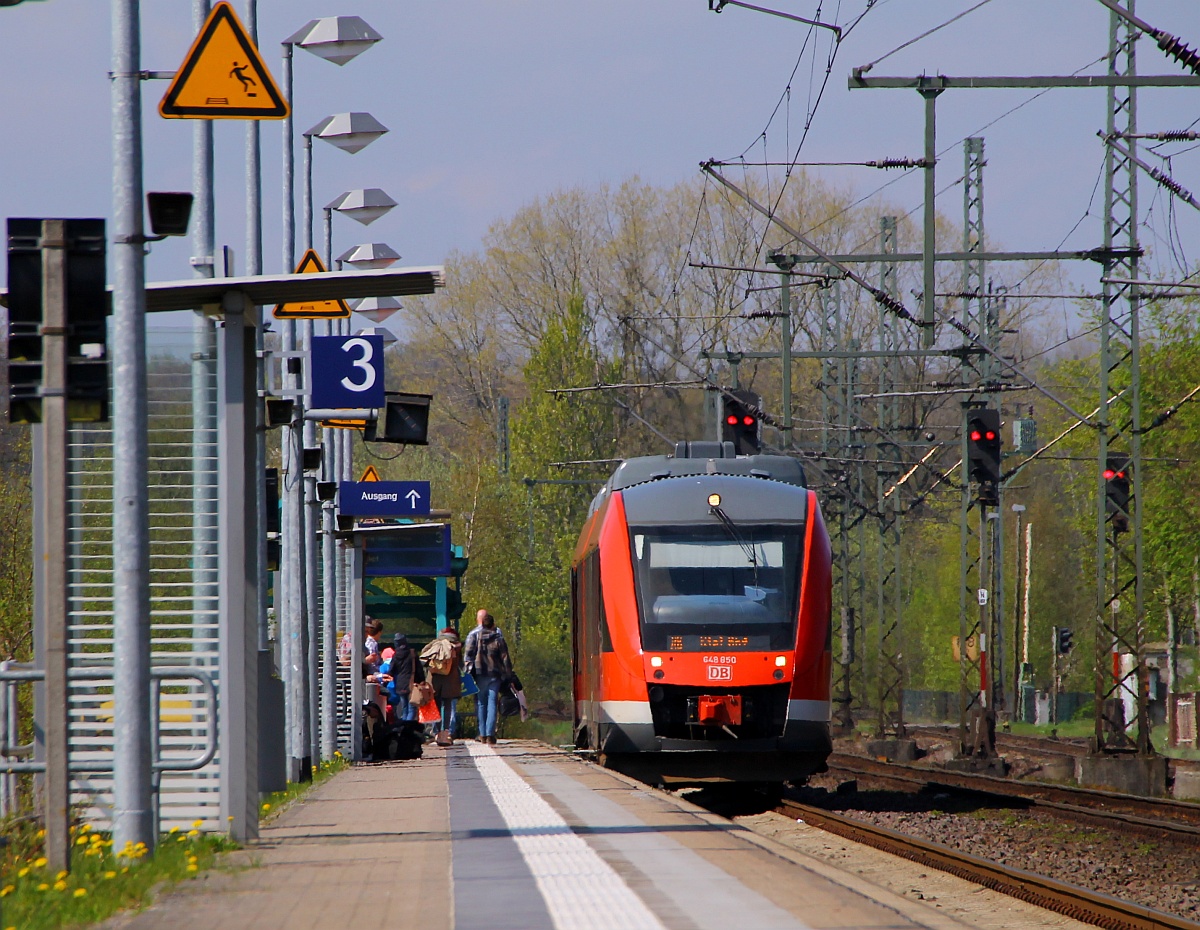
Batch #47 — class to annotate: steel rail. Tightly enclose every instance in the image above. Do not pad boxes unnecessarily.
[826,753,1200,838]
[779,798,1200,930]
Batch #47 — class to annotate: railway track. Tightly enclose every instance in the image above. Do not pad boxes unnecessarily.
[779,797,1200,930]
[826,753,1200,842]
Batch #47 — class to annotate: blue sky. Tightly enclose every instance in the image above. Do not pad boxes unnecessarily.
[2,1,1198,305]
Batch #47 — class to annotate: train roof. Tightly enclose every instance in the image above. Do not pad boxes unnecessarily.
[589,442,808,516]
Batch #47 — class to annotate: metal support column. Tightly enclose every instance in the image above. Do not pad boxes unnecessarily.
[919,86,943,347]
[111,0,155,856]
[37,221,70,871]
[1095,4,1150,755]
[218,291,260,842]
[874,217,905,739]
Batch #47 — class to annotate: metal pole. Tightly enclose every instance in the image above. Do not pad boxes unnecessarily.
[780,268,792,443]
[245,1,269,658]
[303,135,313,253]
[301,132,320,765]
[111,0,154,855]
[323,207,332,269]
[38,221,70,872]
[192,0,218,682]
[279,38,311,781]
[919,87,942,347]
[1012,506,1024,720]
[321,497,337,759]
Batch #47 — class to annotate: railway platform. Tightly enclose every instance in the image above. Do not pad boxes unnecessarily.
[104,740,978,930]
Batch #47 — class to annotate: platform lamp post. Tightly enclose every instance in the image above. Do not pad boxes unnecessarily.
[280,16,381,783]
[300,114,389,766]
[318,188,398,752]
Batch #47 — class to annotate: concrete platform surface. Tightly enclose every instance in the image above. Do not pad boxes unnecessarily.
[102,740,977,930]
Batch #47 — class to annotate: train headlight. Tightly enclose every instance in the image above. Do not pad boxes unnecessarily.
[775,655,788,667]
[707,493,721,507]
[650,656,663,668]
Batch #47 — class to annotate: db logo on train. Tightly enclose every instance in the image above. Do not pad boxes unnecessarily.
[706,666,733,681]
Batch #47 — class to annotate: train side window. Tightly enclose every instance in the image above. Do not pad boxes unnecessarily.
[588,550,613,652]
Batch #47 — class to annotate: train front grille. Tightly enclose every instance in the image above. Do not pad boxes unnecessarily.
[647,682,789,740]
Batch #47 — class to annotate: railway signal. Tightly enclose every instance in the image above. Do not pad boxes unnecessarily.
[966,408,1001,504]
[1104,452,1131,533]
[1055,627,1073,655]
[722,389,761,455]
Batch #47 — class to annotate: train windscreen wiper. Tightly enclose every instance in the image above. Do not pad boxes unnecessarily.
[708,503,759,577]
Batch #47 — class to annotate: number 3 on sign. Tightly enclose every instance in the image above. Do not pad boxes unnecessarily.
[340,337,377,393]
[309,334,385,410]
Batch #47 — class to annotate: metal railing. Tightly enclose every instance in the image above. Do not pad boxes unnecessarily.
[0,663,217,819]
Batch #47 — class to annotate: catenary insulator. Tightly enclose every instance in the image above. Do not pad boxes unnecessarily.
[1157,33,1200,76]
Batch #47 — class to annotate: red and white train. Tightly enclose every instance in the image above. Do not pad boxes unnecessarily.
[572,441,833,785]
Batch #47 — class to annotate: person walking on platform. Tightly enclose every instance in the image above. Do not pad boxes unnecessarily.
[466,610,512,744]
[385,633,423,721]
[421,627,462,746]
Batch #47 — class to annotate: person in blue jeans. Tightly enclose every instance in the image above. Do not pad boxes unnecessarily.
[465,610,513,744]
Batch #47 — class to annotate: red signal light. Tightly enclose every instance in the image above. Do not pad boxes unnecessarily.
[742,415,755,426]
[984,430,996,441]
[726,415,739,425]
[970,430,982,441]
[1103,468,1115,479]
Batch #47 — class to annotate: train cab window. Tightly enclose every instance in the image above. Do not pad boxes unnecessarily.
[630,526,801,651]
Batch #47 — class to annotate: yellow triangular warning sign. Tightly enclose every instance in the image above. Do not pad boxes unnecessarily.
[159,2,289,120]
[273,250,352,319]
[359,465,381,482]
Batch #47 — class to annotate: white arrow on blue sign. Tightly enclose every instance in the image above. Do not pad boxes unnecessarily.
[311,334,386,410]
[339,480,431,517]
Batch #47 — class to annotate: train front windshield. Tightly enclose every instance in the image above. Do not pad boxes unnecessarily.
[630,526,802,651]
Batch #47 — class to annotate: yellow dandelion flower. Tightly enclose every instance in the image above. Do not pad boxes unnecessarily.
[55,871,67,881]
[261,802,271,811]
[33,857,47,869]
[177,836,187,843]
[186,864,198,872]
[90,833,103,844]
[121,867,129,874]
[37,883,49,892]
[17,868,29,878]
[76,835,88,846]
[73,888,87,898]
[187,829,200,837]
[53,880,67,892]
[36,829,45,839]
[192,819,204,829]
[169,826,180,834]
[0,886,13,897]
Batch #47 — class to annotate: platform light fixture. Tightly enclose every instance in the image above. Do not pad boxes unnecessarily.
[337,242,400,269]
[327,188,397,226]
[289,15,382,66]
[307,112,388,155]
[350,296,403,325]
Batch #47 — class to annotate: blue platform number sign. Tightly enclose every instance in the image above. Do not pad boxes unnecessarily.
[310,334,385,410]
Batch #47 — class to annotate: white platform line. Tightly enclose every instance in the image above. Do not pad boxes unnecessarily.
[467,743,666,930]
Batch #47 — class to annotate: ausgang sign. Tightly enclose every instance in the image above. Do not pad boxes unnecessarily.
[338,480,431,517]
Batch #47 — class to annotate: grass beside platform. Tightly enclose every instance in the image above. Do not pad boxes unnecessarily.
[260,751,349,823]
[0,821,235,930]
[0,753,349,929]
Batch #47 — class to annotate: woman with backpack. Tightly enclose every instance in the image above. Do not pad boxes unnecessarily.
[420,627,463,746]
[465,611,513,745]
